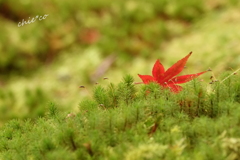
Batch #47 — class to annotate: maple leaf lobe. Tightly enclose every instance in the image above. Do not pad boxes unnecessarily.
[161,52,192,83]
[152,59,165,82]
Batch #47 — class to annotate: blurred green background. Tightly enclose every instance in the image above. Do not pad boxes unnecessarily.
[0,0,240,125]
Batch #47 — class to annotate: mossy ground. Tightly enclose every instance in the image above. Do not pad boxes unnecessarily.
[1,74,240,159]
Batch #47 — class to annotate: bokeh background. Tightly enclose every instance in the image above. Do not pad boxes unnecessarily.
[0,0,240,125]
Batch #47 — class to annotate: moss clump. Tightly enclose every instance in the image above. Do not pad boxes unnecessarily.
[0,74,240,159]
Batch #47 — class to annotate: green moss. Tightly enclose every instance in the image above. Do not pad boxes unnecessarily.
[0,73,240,159]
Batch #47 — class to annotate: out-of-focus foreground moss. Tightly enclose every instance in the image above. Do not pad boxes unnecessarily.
[0,0,240,124]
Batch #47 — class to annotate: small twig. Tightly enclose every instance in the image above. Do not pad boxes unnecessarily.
[220,67,240,84]
[90,54,117,82]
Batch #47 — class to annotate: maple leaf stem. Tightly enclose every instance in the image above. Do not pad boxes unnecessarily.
[220,67,240,83]
[134,82,144,85]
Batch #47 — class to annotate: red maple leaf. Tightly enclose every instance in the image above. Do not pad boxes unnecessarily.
[138,52,207,93]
